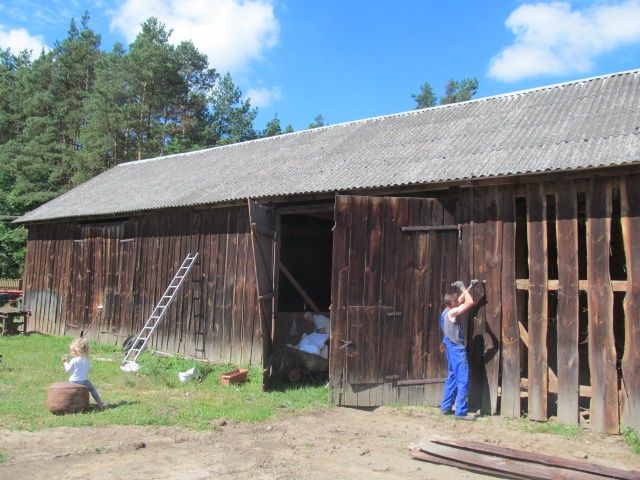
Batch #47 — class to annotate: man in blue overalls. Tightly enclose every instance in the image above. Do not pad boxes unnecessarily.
[439,284,475,420]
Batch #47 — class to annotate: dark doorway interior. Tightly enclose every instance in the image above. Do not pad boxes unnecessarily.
[273,213,333,383]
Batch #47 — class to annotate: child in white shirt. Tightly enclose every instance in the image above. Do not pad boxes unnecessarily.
[62,337,106,409]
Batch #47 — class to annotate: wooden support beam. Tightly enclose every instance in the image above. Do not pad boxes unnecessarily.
[555,180,580,425]
[276,202,334,215]
[587,178,618,434]
[515,279,627,292]
[485,187,502,415]
[279,262,320,313]
[526,183,548,421]
[500,186,520,418]
[396,378,446,387]
[620,175,640,430]
[520,378,591,398]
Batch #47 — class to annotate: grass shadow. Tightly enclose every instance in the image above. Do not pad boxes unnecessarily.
[266,373,328,392]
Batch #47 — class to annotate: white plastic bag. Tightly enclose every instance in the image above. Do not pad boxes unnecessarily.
[178,367,196,382]
[120,361,140,372]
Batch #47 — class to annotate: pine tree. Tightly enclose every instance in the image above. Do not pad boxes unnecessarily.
[209,73,257,145]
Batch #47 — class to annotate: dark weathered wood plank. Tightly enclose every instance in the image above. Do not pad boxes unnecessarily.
[526,183,548,421]
[378,197,401,399]
[456,189,472,374]
[621,175,640,431]
[422,199,439,382]
[418,442,606,480]
[586,178,619,433]
[213,210,230,362]
[429,436,640,479]
[484,186,502,415]
[470,187,487,411]
[345,196,368,397]
[232,222,248,363]
[555,180,580,425]
[500,186,520,418]
[363,198,383,403]
[587,178,618,434]
[329,196,351,400]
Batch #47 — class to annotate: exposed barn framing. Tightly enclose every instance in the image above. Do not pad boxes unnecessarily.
[17,70,640,434]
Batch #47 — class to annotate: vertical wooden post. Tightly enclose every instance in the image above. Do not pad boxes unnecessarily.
[457,189,472,360]
[620,175,640,430]
[485,186,503,415]
[500,186,520,418]
[470,188,487,411]
[587,178,618,434]
[526,183,548,421]
[555,180,580,425]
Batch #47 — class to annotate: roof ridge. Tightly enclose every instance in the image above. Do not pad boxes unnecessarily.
[117,68,640,168]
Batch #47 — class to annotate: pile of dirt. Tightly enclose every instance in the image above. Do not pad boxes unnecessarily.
[0,406,637,479]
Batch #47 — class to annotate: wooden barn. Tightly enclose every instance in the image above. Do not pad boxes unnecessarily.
[17,70,640,434]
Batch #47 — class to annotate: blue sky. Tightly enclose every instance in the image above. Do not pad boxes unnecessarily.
[1,1,640,131]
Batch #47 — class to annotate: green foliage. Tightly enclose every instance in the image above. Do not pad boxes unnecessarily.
[210,73,257,145]
[308,114,325,129]
[262,114,283,137]
[0,14,290,275]
[440,77,479,105]
[0,334,329,431]
[623,428,640,454]
[0,451,7,464]
[412,81,437,109]
[0,223,27,277]
[413,77,479,108]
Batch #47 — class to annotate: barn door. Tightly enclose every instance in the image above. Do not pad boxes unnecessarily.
[248,199,280,386]
[329,195,458,407]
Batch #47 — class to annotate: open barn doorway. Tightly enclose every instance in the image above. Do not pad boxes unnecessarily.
[272,204,334,384]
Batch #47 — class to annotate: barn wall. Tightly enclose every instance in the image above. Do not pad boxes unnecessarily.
[21,170,640,432]
[463,174,640,433]
[22,206,262,365]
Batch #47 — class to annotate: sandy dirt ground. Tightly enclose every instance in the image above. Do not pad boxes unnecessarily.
[1,406,638,480]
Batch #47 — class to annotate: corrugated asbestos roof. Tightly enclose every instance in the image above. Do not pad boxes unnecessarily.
[17,69,640,223]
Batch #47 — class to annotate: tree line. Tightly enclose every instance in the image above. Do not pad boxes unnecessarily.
[0,15,303,277]
[0,12,477,278]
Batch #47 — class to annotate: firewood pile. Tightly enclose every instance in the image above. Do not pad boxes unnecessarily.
[410,436,639,480]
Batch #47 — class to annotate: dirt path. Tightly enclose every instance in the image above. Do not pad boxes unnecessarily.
[1,406,637,480]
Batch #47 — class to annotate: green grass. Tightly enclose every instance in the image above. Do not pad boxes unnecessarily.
[0,333,330,431]
[623,428,640,454]
[0,451,7,464]
[502,416,583,439]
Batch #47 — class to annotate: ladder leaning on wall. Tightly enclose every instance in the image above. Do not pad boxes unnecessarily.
[121,252,199,371]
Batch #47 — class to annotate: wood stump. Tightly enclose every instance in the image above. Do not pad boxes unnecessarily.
[47,382,89,414]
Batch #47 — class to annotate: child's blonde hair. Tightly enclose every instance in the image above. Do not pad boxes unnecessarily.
[70,337,90,357]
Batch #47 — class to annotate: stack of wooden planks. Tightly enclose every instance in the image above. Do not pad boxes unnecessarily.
[410,436,639,479]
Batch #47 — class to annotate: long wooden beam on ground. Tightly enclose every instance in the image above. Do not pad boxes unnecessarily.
[415,441,607,480]
[427,436,639,479]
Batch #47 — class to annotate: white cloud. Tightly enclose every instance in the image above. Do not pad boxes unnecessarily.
[0,25,48,55]
[109,0,279,73]
[244,85,281,107]
[488,1,640,82]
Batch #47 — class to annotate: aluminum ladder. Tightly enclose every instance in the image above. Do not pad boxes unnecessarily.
[121,252,199,368]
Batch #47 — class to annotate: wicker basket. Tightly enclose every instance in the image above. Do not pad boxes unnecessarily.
[47,382,89,414]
